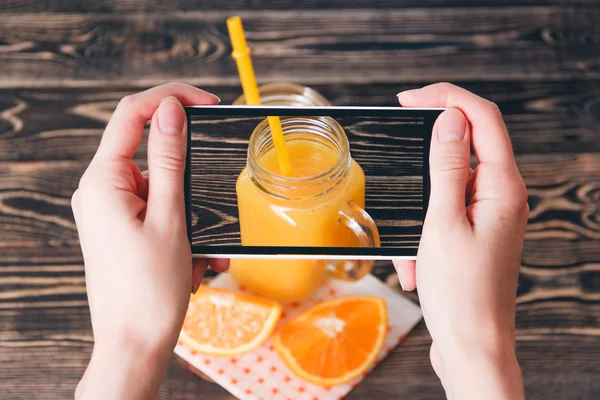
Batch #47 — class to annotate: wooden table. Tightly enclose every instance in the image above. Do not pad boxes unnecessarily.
[1,2,599,399]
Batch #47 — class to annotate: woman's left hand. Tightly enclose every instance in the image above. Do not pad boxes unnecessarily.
[72,83,229,399]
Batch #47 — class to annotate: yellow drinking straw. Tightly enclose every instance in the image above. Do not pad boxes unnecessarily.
[226,16,292,177]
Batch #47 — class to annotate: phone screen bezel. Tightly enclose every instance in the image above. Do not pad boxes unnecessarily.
[185,105,443,259]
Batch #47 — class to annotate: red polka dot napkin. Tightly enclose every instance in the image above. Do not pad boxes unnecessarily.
[175,273,422,400]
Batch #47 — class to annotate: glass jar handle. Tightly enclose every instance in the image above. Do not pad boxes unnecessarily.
[325,201,380,281]
[338,201,380,248]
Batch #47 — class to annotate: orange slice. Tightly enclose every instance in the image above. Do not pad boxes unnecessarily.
[273,296,388,387]
[180,286,282,356]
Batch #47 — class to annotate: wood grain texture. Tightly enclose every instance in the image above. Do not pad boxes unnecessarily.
[2,1,599,13]
[0,8,599,87]
[1,81,599,162]
[2,270,600,399]
[2,151,599,262]
[1,1,599,398]
[0,83,598,398]
[2,152,598,300]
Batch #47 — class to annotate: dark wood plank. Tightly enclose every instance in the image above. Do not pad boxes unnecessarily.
[5,327,600,399]
[0,81,598,264]
[3,139,598,398]
[1,81,598,163]
[4,328,600,399]
[3,258,600,326]
[2,152,599,292]
[0,2,598,398]
[2,278,600,399]
[2,1,599,13]
[0,8,599,87]
[1,81,598,397]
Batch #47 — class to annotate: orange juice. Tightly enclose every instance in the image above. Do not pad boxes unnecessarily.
[230,116,379,301]
[228,258,327,301]
[238,139,366,247]
[230,139,367,301]
[229,86,378,301]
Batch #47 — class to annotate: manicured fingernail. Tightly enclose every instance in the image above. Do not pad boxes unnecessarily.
[397,268,406,291]
[157,96,184,135]
[436,108,466,142]
[397,89,416,97]
[396,89,418,103]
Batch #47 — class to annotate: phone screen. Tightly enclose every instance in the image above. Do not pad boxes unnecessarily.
[185,106,441,258]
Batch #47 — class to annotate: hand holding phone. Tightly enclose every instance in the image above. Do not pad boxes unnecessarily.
[71,81,526,399]
[71,84,229,399]
[394,83,528,400]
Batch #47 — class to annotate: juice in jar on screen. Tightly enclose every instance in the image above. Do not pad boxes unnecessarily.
[230,114,379,302]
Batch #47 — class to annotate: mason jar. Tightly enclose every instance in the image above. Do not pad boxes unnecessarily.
[233,82,331,107]
[228,83,379,301]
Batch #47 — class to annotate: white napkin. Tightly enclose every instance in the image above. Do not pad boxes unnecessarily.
[175,273,422,400]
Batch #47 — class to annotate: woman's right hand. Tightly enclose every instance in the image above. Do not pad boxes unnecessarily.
[394,83,529,399]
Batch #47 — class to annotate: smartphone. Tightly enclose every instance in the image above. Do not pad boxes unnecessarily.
[185,106,443,260]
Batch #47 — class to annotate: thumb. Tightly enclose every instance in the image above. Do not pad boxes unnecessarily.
[146,96,188,226]
[428,108,471,221]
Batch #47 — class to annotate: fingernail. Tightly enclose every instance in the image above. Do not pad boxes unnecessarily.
[396,89,416,98]
[396,89,418,104]
[436,108,466,142]
[214,95,222,103]
[157,96,185,135]
[397,268,406,291]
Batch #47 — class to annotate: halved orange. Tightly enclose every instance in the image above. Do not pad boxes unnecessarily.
[180,286,282,356]
[273,296,388,387]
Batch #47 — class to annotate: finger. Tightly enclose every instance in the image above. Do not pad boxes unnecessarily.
[208,258,230,273]
[428,108,471,220]
[466,167,476,205]
[192,258,208,294]
[71,189,86,243]
[141,169,149,188]
[145,96,188,225]
[95,82,219,161]
[133,166,148,201]
[430,342,444,384]
[397,83,516,167]
[392,259,416,291]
